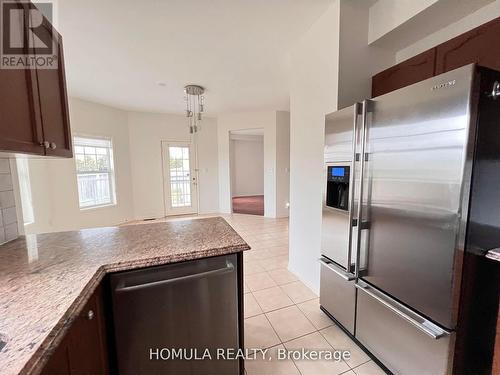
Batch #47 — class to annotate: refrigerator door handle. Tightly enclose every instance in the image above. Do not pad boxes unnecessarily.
[354,100,370,277]
[346,103,362,273]
[355,283,450,340]
[319,258,355,281]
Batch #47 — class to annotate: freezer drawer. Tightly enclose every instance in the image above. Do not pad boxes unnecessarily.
[355,282,454,375]
[319,258,356,334]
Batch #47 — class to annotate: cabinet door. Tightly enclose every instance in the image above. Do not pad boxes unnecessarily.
[40,336,71,375]
[372,49,436,97]
[0,2,44,155]
[34,17,72,157]
[436,17,500,74]
[68,286,108,375]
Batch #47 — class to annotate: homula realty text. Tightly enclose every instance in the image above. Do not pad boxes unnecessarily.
[149,348,351,362]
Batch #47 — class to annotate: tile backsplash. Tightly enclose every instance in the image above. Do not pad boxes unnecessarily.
[0,158,18,245]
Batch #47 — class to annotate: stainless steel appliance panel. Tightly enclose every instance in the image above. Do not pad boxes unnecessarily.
[356,281,454,375]
[325,105,357,163]
[322,104,359,270]
[110,255,239,375]
[319,258,356,334]
[358,65,476,328]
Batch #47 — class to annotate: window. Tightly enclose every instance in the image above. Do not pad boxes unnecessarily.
[74,136,116,209]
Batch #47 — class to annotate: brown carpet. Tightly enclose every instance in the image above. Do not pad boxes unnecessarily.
[232,195,264,216]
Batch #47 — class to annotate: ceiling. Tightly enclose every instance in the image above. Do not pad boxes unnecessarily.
[56,0,332,115]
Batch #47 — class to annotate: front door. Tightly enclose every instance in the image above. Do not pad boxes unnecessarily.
[162,141,198,216]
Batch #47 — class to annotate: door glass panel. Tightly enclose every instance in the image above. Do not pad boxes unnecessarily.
[168,146,192,208]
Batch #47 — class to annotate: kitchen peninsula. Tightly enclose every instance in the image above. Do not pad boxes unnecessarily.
[0,217,249,375]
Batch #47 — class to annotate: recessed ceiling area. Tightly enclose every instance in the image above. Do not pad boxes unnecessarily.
[57,0,333,115]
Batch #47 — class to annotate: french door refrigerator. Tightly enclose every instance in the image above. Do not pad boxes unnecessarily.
[320,64,500,374]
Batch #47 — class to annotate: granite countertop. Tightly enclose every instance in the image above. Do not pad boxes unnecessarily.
[0,217,249,375]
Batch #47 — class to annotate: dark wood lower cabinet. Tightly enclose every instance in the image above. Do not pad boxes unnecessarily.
[40,336,71,375]
[40,285,109,375]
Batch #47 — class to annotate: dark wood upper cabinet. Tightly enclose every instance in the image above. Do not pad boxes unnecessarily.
[0,0,72,157]
[372,16,500,96]
[34,17,72,157]
[436,17,500,75]
[0,1,44,155]
[372,49,436,97]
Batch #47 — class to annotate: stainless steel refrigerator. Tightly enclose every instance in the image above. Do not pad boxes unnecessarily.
[320,64,500,374]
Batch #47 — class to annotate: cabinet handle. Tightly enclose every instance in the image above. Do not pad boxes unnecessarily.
[49,142,57,150]
[87,310,94,320]
[40,141,50,149]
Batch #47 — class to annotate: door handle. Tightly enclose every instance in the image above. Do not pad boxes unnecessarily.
[355,283,449,340]
[319,258,355,281]
[115,261,235,293]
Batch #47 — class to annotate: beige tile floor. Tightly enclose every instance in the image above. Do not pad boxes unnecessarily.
[220,213,386,375]
[139,213,386,375]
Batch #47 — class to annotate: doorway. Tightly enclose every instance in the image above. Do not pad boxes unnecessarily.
[229,129,264,216]
[161,141,198,216]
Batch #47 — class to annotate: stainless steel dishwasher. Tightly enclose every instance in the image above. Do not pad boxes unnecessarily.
[110,254,240,375]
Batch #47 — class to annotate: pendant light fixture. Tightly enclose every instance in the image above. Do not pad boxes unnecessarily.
[184,85,205,133]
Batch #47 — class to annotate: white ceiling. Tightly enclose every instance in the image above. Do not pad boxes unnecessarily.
[57,0,332,115]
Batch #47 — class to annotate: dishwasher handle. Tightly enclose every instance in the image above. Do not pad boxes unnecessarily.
[115,260,235,293]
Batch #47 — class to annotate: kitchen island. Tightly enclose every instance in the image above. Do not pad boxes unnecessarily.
[0,217,249,375]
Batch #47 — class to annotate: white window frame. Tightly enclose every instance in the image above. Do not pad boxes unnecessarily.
[73,135,117,210]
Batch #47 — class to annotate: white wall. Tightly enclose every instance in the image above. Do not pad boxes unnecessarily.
[217,111,278,217]
[21,99,219,234]
[275,111,290,218]
[127,112,218,219]
[338,0,393,108]
[230,135,264,197]
[25,98,134,234]
[368,0,439,43]
[194,120,220,215]
[288,1,340,293]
